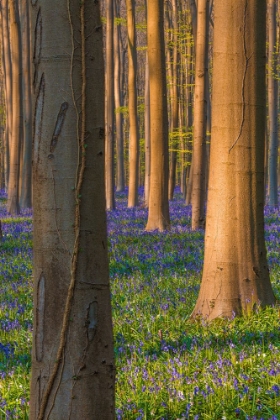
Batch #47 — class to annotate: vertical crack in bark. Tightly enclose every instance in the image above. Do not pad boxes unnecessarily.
[35,273,45,362]
[37,2,87,418]
[229,0,250,153]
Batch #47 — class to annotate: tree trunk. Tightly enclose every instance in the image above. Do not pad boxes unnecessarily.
[267,0,278,207]
[19,0,32,209]
[144,50,151,207]
[105,0,116,209]
[191,0,209,230]
[1,0,12,189]
[191,0,276,321]
[126,0,139,208]
[145,0,170,231]
[7,0,23,215]
[30,1,115,417]
[114,0,125,193]
[168,0,179,201]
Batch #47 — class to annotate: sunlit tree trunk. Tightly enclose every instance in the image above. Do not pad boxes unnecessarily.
[105,0,115,209]
[168,0,179,200]
[146,0,170,231]
[267,0,278,207]
[191,0,209,230]
[1,0,12,189]
[126,0,139,208]
[30,1,115,417]
[7,0,23,215]
[114,0,125,192]
[144,50,150,207]
[19,0,32,209]
[192,0,275,320]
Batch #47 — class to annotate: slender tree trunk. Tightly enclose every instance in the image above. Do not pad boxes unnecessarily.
[191,0,209,230]
[105,0,116,209]
[192,0,275,320]
[144,50,151,207]
[114,0,125,192]
[267,0,278,207]
[7,0,23,215]
[168,0,179,200]
[19,0,32,209]
[146,0,170,231]
[30,1,115,417]
[1,0,12,189]
[126,0,139,207]
[185,39,194,205]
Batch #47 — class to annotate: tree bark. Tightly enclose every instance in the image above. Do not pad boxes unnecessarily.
[19,0,32,209]
[267,0,278,207]
[126,0,139,208]
[105,0,116,210]
[1,0,13,190]
[192,0,276,320]
[191,0,209,230]
[168,0,179,201]
[144,50,151,207]
[7,0,23,215]
[30,1,115,417]
[114,0,125,193]
[146,0,170,231]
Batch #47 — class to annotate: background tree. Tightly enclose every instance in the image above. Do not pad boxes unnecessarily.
[191,0,209,230]
[267,0,278,207]
[30,0,115,417]
[192,0,276,320]
[126,0,139,208]
[106,0,116,210]
[146,0,170,231]
[7,0,22,215]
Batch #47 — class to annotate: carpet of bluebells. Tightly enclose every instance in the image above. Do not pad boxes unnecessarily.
[0,188,279,419]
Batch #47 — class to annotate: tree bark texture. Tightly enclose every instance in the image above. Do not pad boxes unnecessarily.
[126,0,139,207]
[192,0,276,320]
[146,0,170,231]
[19,0,32,208]
[267,0,278,207]
[191,0,209,230]
[30,1,115,417]
[114,0,125,192]
[144,50,150,207]
[7,0,23,215]
[105,0,116,209]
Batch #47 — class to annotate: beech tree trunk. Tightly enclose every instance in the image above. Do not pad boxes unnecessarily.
[145,0,170,231]
[168,0,179,201]
[19,0,32,208]
[191,0,209,230]
[105,0,116,210]
[7,0,23,215]
[191,0,276,320]
[1,0,13,191]
[144,50,150,207]
[30,1,115,417]
[126,0,139,208]
[114,0,125,193]
[267,0,278,207]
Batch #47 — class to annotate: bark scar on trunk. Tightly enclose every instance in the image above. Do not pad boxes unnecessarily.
[87,301,98,341]
[50,102,69,153]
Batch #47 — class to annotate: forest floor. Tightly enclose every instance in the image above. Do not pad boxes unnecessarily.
[0,189,279,419]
